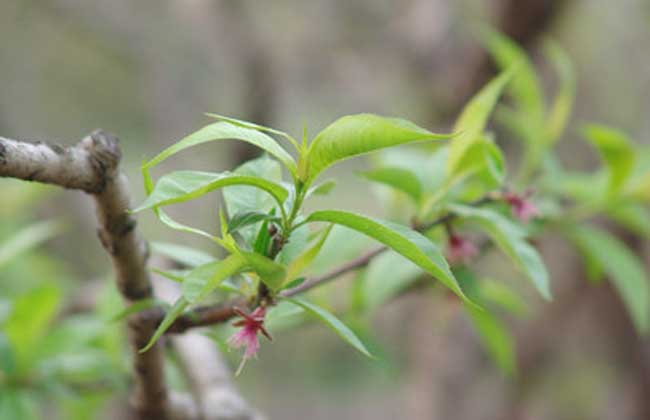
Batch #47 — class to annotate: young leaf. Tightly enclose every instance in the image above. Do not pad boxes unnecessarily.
[307,179,337,197]
[150,241,215,268]
[305,114,452,182]
[543,40,575,146]
[358,166,422,203]
[182,254,248,303]
[450,205,551,300]
[447,69,513,179]
[142,121,297,176]
[285,297,372,357]
[205,113,299,149]
[133,171,288,213]
[224,156,284,243]
[306,210,469,302]
[466,305,516,376]
[140,297,189,353]
[240,251,287,292]
[567,225,649,333]
[227,211,281,235]
[481,27,544,123]
[582,125,635,195]
[284,225,333,285]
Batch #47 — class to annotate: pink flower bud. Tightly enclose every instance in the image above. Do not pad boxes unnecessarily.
[446,234,479,265]
[503,191,539,223]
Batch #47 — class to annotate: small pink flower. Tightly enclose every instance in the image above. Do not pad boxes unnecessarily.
[503,191,539,223]
[446,234,478,265]
[228,306,272,375]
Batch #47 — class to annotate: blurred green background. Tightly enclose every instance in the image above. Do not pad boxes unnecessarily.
[1,1,649,419]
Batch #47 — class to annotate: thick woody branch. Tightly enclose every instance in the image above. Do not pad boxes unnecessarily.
[0,132,170,419]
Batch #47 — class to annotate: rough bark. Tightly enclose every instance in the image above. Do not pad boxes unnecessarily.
[0,131,170,419]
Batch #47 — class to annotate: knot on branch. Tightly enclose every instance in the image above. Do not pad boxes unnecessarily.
[80,129,122,193]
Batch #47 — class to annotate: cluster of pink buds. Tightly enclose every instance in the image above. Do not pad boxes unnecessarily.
[502,190,539,223]
[227,306,272,375]
[446,234,479,265]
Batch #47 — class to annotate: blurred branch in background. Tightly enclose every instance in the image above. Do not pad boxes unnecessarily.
[0,132,172,418]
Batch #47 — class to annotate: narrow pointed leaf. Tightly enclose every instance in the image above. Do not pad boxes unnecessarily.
[306,113,452,182]
[284,225,333,285]
[182,254,247,303]
[567,225,649,333]
[467,305,516,376]
[227,211,280,235]
[543,41,575,146]
[133,171,288,212]
[240,251,287,292]
[285,297,372,357]
[143,121,296,175]
[306,210,469,301]
[358,166,422,202]
[450,205,551,300]
[482,28,544,123]
[140,298,188,353]
[583,125,635,195]
[150,241,215,268]
[447,69,513,178]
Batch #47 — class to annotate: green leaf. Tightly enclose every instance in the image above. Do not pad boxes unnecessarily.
[467,305,516,376]
[4,285,61,372]
[447,68,514,178]
[150,241,215,268]
[284,225,333,285]
[205,113,299,149]
[582,125,635,195]
[482,27,544,123]
[285,297,372,357]
[543,40,575,146]
[358,166,422,203]
[607,204,650,238]
[307,179,337,197]
[227,211,280,235]
[142,121,296,176]
[240,251,287,292]
[224,156,284,244]
[133,170,288,213]
[479,280,527,317]
[306,210,468,301]
[450,205,551,300]
[182,254,247,303]
[0,221,63,269]
[567,225,650,333]
[305,113,452,182]
[277,222,310,265]
[140,297,188,353]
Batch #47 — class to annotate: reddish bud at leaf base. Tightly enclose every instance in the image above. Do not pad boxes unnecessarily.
[228,306,272,375]
[503,191,539,223]
[446,234,479,265]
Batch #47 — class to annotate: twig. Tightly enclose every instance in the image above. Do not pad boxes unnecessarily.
[156,194,499,333]
[154,259,264,420]
[0,132,170,419]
